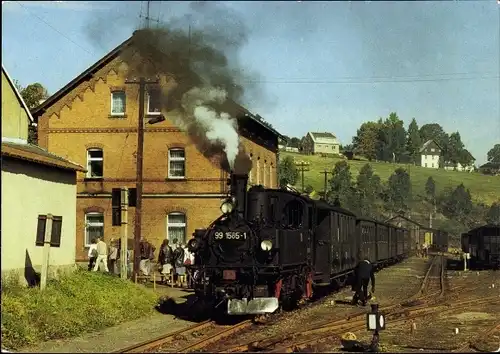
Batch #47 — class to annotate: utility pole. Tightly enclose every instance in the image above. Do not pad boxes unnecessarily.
[319,169,333,200]
[120,187,129,280]
[125,77,160,280]
[295,161,310,193]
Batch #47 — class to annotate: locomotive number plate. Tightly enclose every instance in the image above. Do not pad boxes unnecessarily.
[214,231,247,240]
[223,270,236,280]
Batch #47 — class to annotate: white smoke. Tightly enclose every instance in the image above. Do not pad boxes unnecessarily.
[181,86,240,169]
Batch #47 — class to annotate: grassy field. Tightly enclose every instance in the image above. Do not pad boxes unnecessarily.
[1,269,159,350]
[281,151,500,205]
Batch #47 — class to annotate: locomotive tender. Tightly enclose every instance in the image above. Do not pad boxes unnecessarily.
[188,173,411,316]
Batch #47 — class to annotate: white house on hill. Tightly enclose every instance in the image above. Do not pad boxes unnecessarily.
[302,132,340,155]
[420,139,442,169]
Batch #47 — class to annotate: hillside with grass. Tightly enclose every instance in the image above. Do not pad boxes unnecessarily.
[280,151,500,205]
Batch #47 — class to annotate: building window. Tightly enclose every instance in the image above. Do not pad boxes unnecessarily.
[167,212,186,243]
[147,89,161,115]
[87,148,103,178]
[111,91,126,116]
[85,212,104,247]
[168,148,185,178]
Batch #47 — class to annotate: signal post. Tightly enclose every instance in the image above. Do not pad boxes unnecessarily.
[120,187,129,280]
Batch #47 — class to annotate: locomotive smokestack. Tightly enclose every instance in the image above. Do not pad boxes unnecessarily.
[229,172,248,218]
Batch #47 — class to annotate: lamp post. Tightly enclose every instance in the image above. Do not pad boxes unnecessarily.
[366,303,385,352]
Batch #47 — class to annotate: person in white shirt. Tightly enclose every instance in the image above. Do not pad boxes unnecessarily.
[87,238,98,271]
[93,237,109,272]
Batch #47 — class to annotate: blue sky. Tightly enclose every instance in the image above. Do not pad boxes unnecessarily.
[2,1,499,165]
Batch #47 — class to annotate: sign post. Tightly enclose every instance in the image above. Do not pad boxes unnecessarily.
[120,187,129,280]
[40,214,54,291]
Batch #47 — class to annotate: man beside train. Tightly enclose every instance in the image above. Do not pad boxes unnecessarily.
[351,250,376,307]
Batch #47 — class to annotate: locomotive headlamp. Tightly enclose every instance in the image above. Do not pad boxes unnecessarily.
[220,200,234,214]
[260,240,273,251]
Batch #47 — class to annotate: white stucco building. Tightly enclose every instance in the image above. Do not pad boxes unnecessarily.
[1,65,85,285]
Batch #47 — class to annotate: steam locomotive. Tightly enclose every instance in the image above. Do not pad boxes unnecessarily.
[187,173,411,316]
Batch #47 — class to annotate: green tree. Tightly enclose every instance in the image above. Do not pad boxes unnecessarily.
[18,82,49,110]
[447,131,465,165]
[442,183,473,224]
[355,163,381,217]
[278,156,299,187]
[425,176,436,201]
[487,144,500,163]
[327,160,354,209]
[352,121,380,161]
[486,202,500,225]
[14,81,49,146]
[385,167,412,213]
[406,118,422,164]
[288,137,301,149]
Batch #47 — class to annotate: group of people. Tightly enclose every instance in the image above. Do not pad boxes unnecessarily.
[87,236,194,287]
[416,241,429,258]
[87,237,122,273]
[157,238,194,287]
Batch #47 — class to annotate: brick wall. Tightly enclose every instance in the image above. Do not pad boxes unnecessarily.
[37,54,278,261]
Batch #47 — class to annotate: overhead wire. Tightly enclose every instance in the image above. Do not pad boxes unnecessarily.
[241,75,499,84]
[14,1,94,56]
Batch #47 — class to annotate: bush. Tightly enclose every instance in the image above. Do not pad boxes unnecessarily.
[1,268,158,350]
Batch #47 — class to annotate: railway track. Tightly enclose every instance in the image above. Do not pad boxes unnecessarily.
[215,255,498,353]
[116,255,495,353]
[114,319,252,353]
[454,322,500,353]
[218,294,500,353]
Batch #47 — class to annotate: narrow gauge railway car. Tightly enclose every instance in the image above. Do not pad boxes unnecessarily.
[357,218,377,265]
[312,201,357,287]
[395,227,405,259]
[463,224,500,269]
[388,224,398,260]
[375,222,391,268]
[430,229,449,253]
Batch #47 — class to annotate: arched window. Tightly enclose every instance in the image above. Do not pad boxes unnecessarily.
[85,212,104,247]
[168,148,185,178]
[167,212,186,243]
[86,148,103,178]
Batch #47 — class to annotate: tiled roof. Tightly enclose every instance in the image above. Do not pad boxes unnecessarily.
[311,132,336,139]
[2,142,86,172]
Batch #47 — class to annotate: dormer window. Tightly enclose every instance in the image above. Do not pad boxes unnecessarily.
[111,91,126,116]
[147,89,161,115]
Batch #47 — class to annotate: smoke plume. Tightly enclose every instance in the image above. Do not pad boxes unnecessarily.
[117,2,259,174]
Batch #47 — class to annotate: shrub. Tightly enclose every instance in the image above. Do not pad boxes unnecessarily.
[1,268,158,350]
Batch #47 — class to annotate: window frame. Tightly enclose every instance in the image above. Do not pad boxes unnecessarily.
[84,212,104,247]
[147,89,161,116]
[166,212,187,244]
[110,91,126,116]
[168,148,186,179]
[86,148,104,179]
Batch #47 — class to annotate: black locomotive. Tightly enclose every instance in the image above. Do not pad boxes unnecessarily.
[187,173,411,316]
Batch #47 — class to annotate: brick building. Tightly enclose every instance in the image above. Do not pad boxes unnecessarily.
[32,35,283,261]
